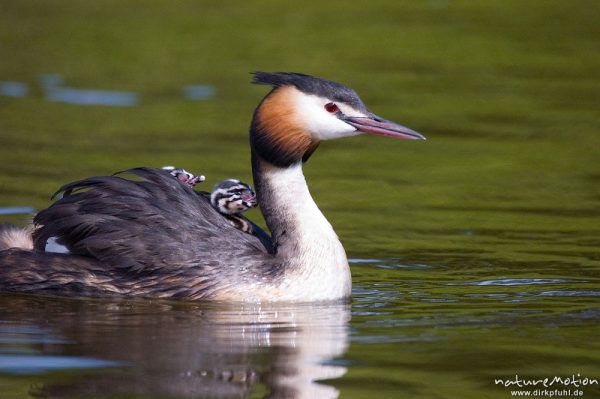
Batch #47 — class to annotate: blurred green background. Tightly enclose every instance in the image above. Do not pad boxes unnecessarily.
[2,1,599,244]
[1,1,599,261]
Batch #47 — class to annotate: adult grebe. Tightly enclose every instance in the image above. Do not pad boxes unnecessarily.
[0,72,425,302]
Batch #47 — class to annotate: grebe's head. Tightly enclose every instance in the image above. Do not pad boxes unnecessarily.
[162,166,205,186]
[250,72,425,167]
[211,179,257,215]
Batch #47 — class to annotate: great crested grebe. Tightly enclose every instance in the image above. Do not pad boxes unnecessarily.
[0,72,425,302]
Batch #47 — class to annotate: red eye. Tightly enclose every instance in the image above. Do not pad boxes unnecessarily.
[324,102,339,113]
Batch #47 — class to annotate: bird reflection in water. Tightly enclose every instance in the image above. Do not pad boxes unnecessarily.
[0,295,350,399]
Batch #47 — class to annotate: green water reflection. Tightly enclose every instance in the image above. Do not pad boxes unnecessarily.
[1,0,599,398]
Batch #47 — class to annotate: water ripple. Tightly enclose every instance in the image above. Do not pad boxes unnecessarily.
[349,258,432,270]
[0,206,36,215]
[459,278,583,286]
[1,74,216,106]
[0,354,121,375]
[534,290,600,297]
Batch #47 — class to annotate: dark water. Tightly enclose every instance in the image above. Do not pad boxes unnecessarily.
[0,254,598,398]
[1,0,600,398]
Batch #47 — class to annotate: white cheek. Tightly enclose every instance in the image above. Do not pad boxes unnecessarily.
[293,94,366,141]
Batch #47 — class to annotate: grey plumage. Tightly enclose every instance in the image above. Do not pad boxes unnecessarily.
[0,168,279,299]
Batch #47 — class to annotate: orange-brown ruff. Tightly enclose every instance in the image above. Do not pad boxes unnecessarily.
[252,86,320,166]
[0,72,425,302]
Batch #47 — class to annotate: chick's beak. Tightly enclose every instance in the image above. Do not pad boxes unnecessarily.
[242,191,258,207]
[342,113,426,140]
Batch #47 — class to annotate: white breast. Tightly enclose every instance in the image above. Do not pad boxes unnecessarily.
[253,163,352,302]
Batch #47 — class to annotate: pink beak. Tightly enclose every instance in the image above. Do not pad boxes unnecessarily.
[342,114,426,140]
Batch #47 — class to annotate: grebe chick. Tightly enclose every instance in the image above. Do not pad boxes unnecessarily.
[161,166,258,234]
[0,72,425,302]
[210,179,257,234]
[161,166,205,186]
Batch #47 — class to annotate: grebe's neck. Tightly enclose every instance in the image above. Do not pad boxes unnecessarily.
[251,152,351,299]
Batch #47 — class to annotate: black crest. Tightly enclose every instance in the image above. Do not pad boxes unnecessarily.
[252,72,367,112]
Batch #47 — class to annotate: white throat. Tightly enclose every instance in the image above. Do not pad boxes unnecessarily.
[258,161,352,300]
